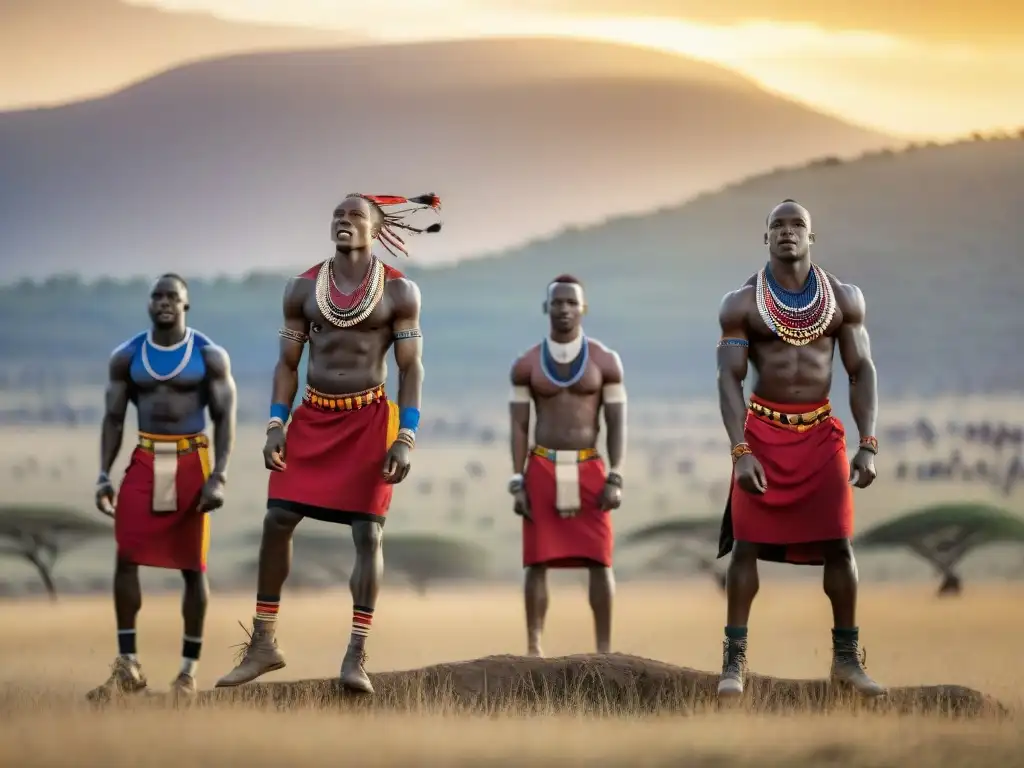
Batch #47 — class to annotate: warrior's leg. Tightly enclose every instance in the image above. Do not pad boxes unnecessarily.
[87,558,147,701]
[587,564,615,654]
[822,539,885,696]
[171,569,208,698]
[214,507,299,687]
[718,541,759,698]
[340,521,383,693]
[524,565,549,656]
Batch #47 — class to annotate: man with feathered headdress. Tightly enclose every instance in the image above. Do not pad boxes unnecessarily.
[215,193,441,694]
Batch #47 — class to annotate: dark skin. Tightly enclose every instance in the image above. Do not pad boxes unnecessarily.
[509,282,626,655]
[95,276,236,649]
[716,201,877,630]
[260,196,423,631]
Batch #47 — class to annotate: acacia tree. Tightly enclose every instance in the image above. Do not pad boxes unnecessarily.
[0,506,111,600]
[854,503,1024,596]
[622,517,727,591]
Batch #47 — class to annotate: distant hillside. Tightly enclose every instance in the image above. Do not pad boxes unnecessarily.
[3,134,1021,408]
[0,0,359,109]
[0,37,891,281]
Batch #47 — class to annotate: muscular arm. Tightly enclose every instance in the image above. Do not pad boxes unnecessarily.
[272,278,309,411]
[390,279,424,413]
[601,351,627,474]
[716,290,751,448]
[509,357,532,475]
[99,350,132,476]
[837,284,878,442]
[203,346,237,478]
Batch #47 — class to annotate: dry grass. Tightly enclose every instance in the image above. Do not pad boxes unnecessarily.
[0,583,1020,765]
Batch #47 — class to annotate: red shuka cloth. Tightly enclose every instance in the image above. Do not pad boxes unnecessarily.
[718,394,853,565]
[523,453,613,568]
[267,398,399,526]
[115,439,211,572]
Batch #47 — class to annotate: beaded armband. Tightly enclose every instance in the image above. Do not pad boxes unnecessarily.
[717,338,749,349]
[393,328,422,341]
[395,428,416,449]
[279,327,308,344]
[731,442,753,464]
[859,436,879,455]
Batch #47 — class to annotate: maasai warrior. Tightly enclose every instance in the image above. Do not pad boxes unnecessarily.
[215,193,438,693]
[714,199,884,699]
[90,274,236,701]
[509,275,626,656]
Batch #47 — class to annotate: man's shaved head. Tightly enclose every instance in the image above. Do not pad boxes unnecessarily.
[764,199,814,261]
[766,199,811,229]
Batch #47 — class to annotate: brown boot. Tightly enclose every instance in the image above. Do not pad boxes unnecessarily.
[339,643,373,694]
[717,637,747,699]
[169,672,197,702]
[86,656,148,702]
[830,629,886,697]
[214,619,286,688]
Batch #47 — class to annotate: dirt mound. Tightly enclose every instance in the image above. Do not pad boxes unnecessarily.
[186,654,1005,718]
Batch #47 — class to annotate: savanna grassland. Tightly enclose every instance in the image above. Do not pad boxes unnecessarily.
[0,395,1022,765]
[0,584,1021,766]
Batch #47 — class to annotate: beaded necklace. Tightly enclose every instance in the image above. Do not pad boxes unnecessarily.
[540,334,590,388]
[141,328,195,382]
[315,256,385,329]
[756,262,836,346]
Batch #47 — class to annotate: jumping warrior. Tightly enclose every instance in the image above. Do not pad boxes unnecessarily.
[215,193,440,693]
[91,273,236,701]
[715,199,885,699]
[509,275,626,656]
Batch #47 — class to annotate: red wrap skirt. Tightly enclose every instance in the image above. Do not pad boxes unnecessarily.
[115,432,211,572]
[523,446,613,568]
[267,385,400,525]
[718,395,853,565]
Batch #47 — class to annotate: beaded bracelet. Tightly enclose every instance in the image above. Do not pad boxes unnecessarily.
[731,442,753,464]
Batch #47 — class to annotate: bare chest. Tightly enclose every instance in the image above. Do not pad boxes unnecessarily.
[305,291,394,351]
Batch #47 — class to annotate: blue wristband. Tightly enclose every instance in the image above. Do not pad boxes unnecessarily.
[399,407,420,432]
[270,403,291,422]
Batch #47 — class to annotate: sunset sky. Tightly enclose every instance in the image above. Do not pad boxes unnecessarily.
[133,0,1024,138]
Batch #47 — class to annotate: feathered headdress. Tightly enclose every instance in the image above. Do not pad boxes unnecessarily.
[347,193,443,258]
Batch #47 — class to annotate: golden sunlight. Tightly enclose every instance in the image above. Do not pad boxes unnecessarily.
[131,0,1024,138]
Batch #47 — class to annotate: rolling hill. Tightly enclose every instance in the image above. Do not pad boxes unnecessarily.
[1,134,1021,412]
[0,37,892,281]
[0,0,359,109]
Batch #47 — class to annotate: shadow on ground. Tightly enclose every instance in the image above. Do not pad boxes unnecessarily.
[174,654,1006,718]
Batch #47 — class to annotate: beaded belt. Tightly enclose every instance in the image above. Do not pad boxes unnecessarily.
[531,446,599,462]
[137,432,209,454]
[748,400,832,432]
[304,384,386,412]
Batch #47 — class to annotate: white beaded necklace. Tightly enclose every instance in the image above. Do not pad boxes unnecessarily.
[141,328,195,382]
[546,333,583,364]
